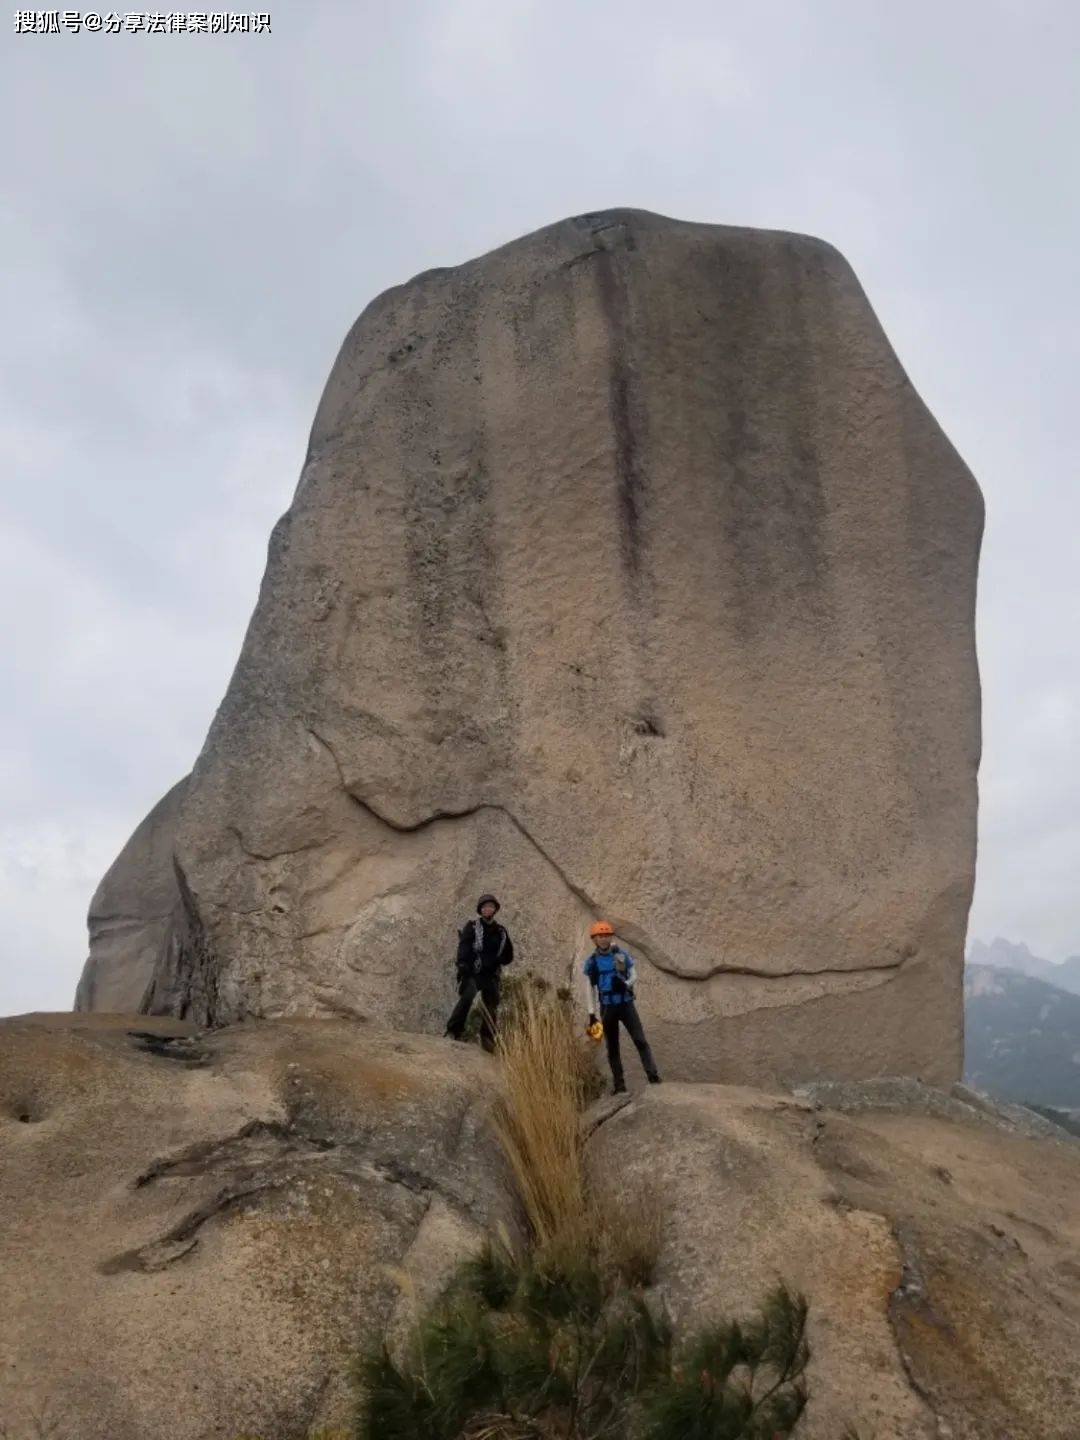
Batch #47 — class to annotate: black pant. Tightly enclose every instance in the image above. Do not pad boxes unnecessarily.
[602,1001,658,1085]
[446,969,501,1046]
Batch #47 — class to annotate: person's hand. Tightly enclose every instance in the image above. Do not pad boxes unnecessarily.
[587,1012,598,1030]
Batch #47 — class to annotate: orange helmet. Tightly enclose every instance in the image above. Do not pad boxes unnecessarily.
[589,920,615,939]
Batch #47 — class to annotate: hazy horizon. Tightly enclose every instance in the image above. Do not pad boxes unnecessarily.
[968,935,1080,966]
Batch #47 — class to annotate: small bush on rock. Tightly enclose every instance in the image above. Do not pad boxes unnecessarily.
[359,1242,808,1440]
[641,1285,809,1440]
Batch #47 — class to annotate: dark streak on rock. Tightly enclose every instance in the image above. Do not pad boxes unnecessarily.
[593,247,646,579]
[886,1222,955,1428]
[583,1092,633,1142]
[632,710,665,738]
[132,1119,336,1189]
[126,1030,211,1068]
[139,856,221,1027]
[100,1180,285,1274]
[105,1116,456,1276]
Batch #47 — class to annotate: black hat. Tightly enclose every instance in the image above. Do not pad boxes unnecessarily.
[476,893,501,913]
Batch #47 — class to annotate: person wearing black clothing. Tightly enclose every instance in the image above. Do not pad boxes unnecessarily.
[445,892,514,1050]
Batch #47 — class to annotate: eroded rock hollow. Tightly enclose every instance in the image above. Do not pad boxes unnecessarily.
[76,210,983,1086]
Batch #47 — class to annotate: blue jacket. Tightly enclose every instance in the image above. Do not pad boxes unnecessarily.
[584,946,636,1009]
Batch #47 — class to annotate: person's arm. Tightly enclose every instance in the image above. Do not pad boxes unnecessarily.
[623,949,637,993]
[456,925,473,968]
[500,929,514,966]
[583,958,600,1020]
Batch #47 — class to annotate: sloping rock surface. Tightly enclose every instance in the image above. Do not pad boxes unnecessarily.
[0,1014,511,1440]
[4,1017,1078,1440]
[78,209,982,1087]
[587,1079,1080,1440]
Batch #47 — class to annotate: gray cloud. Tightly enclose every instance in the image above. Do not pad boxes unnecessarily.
[2,0,1078,1013]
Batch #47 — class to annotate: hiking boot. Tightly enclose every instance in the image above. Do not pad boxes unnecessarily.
[612,1080,627,1095]
[647,1073,662,1084]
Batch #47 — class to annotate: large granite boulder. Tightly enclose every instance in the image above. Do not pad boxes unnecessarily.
[75,777,189,1014]
[76,210,982,1086]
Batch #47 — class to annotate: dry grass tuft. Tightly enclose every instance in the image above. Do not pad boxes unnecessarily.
[490,984,588,1251]
[488,981,661,1290]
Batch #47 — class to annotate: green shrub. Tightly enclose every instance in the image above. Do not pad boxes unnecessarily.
[457,1238,520,1311]
[640,1285,809,1440]
[361,1242,807,1440]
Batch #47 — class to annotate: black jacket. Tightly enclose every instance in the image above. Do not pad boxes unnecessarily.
[456,917,514,976]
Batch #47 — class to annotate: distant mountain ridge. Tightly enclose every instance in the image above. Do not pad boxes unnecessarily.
[967,936,1080,996]
[964,962,1080,1109]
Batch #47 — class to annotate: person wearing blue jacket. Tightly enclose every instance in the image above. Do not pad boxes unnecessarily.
[582,920,661,1094]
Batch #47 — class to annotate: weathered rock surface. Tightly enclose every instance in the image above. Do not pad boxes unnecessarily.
[0,1013,511,1440]
[75,776,189,1014]
[587,1079,1080,1440]
[4,1016,1077,1439]
[77,209,983,1087]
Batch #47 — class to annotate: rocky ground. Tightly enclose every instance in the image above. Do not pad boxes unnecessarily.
[0,1014,513,1439]
[3,1013,1078,1439]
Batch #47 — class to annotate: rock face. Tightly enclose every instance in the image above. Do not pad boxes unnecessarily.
[75,776,190,1013]
[76,209,983,1087]
[587,1078,1080,1440]
[3,1015,1077,1440]
[0,1014,512,1440]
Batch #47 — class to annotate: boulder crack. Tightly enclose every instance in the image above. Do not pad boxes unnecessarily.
[656,954,910,984]
[583,1092,633,1142]
[227,823,330,862]
[101,1178,288,1274]
[887,1221,955,1432]
[108,1117,471,1275]
[305,726,598,916]
[306,726,915,986]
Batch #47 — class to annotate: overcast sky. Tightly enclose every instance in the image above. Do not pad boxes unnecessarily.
[2,0,1078,1015]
